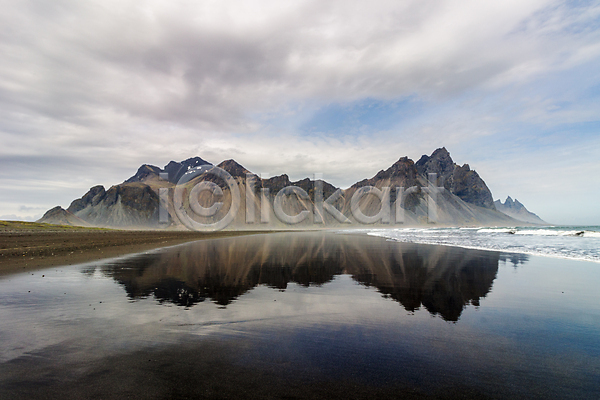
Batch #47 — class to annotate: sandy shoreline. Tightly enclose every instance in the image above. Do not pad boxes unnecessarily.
[1,230,596,399]
[0,229,267,276]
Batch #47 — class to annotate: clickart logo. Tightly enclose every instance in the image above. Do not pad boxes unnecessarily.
[160,165,443,231]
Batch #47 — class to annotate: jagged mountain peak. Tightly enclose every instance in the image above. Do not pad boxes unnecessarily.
[496,196,525,210]
[125,164,162,184]
[354,148,494,209]
[514,199,524,208]
[352,156,417,189]
[261,174,292,193]
[415,149,494,209]
[126,156,212,184]
[415,147,455,178]
[63,183,160,228]
[181,156,210,167]
[40,148,543,229]
[395,155,412,163]
[433,146,450,156]
[385,157,417,180]
[495,196,545,224]
[390,156,415,170]
[163,156,211,170]
[163,157,212,183]
[217,159,252,178]
[428,147,452,161]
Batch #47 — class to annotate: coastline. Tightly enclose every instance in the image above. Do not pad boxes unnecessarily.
[3,222,598,277]
[0,226,269,276]
[355,226,600,264]
[2,231,598,399]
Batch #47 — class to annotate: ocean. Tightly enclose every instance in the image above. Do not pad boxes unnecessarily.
[361,225,600,263]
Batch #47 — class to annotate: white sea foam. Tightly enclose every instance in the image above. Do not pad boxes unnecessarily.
[513,229,586,237]
[477,228,515,234]
[352,226,600,263]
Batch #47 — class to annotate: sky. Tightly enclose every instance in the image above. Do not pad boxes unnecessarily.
[1,0,600,225]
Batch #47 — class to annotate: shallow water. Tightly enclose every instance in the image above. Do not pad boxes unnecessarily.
[0,231,599,399]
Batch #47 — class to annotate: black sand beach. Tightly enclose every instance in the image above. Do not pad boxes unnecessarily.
[0,222,267,275]
[0,231,598,399]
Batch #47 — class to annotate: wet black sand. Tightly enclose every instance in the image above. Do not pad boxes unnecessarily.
[0,227,268,275]
[1,231,598,399]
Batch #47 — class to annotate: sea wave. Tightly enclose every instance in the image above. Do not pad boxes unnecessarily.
[352,226,600,263]
[476,227,600,238]
[477,228,516,234]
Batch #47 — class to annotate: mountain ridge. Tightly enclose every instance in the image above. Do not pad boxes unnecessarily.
[126,157,212,184]
[494,196,546,224]
[38,148,543,229]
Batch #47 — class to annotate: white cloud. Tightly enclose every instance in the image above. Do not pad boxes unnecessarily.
[0,0,599,223]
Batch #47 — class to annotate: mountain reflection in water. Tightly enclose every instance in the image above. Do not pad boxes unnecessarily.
[90,232,528,321]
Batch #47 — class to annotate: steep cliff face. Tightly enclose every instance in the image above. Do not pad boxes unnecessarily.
[341,148,502,225]
[415,147,455,184]
[495,196,546,224]
[68,185,106,213]
[352,148,495,210]
[451,164,495,209]
[415,148,495,209]
[66,183,159,228]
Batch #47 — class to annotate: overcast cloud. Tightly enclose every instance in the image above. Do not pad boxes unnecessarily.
[1,0,599,224]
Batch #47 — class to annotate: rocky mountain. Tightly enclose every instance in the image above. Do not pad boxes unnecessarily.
[340,147,511,225]
[352,156,419,190]
[415,147,495,208]
[38,148,540,229]
[495,196,546,224]
[126,157,211,184]
[65,183,160,228]
[37,206,90,227]
[351,148,496,211]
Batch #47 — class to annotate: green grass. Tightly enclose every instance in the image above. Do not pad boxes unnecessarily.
[0,220,110,232]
